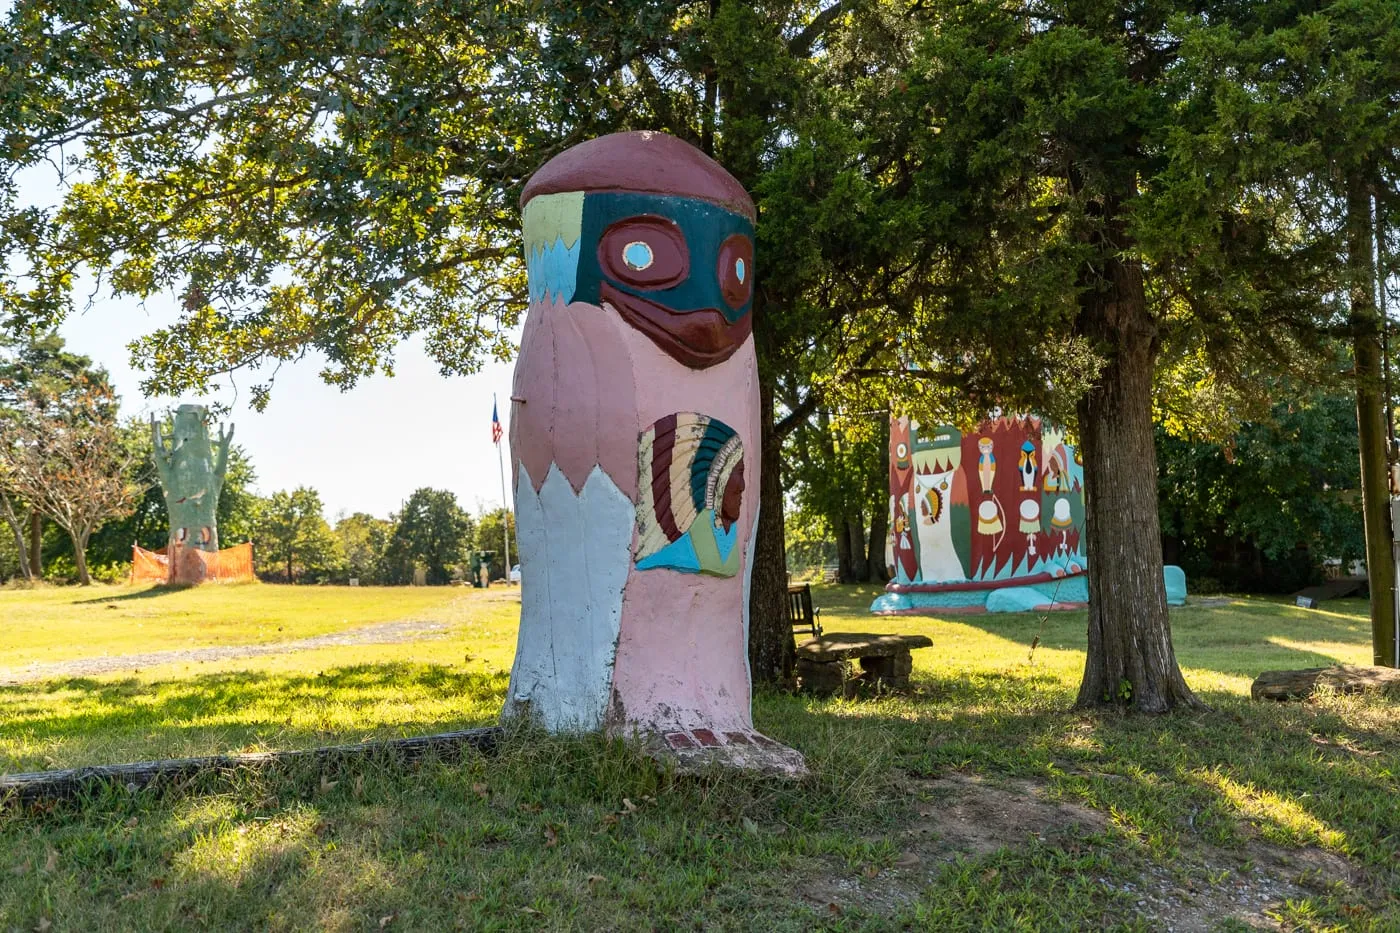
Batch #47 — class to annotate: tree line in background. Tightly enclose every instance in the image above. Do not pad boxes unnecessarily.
[2,328,1365,591]
[0,335,516,586]
[2,0,1397,706]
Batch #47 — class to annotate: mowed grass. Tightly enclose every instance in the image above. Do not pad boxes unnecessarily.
[1,584,1397,930]
[0,582,481,668]
[0,587,520,771]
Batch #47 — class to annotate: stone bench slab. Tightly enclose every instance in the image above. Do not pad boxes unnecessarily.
[796,633,933,663]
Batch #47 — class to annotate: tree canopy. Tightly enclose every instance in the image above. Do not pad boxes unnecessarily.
[252,486,341,583]
[382,487,472,586]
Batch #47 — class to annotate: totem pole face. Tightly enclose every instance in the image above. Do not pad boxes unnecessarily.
[521,131,756,370]
[172,405,212,453]
[520,133,760,578]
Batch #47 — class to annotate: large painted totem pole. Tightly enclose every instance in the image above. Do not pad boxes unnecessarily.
[504,131,804,774]
[152,404,234,584]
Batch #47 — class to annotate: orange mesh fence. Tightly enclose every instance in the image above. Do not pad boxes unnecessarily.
[130,545,170,584]
[130,542,256,585]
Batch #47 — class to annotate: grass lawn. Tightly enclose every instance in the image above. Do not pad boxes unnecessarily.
[0,582,485,668]
[1,583,1396,930]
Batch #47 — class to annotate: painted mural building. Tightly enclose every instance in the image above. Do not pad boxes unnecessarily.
[872,413,1091,614]
[872,412,1186,614]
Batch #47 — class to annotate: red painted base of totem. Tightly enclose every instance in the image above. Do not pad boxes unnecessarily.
[648,728,807,777]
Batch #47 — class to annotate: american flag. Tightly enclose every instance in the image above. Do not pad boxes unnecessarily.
[491,398,503,445]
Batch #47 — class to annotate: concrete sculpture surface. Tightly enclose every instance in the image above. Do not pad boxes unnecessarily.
[503,131,804,774]
[152,404,234,585]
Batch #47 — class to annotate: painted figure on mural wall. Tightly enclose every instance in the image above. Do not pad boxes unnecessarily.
[503,131,804,774]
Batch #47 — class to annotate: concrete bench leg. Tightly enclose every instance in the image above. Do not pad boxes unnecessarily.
[796,658,847,696]
[857,650,913,689]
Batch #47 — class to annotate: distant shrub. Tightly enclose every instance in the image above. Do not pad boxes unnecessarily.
[90,561,132,584]
[43,555,79,584]
[39,556,130,584]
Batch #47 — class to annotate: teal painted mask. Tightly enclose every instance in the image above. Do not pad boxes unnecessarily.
[573,193,755,369]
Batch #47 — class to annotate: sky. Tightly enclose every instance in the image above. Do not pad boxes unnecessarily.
[58,292,519,522]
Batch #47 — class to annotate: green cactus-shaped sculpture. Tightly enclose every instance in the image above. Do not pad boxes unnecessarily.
[152,404,233,558]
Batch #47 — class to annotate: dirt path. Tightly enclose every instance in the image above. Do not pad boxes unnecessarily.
[0,619,452,685]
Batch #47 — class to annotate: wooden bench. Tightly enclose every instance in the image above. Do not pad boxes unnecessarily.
[794,632,933,695]
[787,583,822,639]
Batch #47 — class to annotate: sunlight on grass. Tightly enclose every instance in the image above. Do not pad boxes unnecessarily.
[1195,769,1348,850]
[181,805,321,881]
[1264,636,1374,666]
[0,583,487,668]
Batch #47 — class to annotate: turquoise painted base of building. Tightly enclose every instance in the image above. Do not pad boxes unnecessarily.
[871,566,1187,615]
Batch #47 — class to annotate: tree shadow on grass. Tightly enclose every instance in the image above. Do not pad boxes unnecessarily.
[759,666,1400,877]
[914,596,1374,682]
[0,664,509,774]
[73,584,194,604]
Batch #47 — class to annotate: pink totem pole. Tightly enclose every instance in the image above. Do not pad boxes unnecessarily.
[503,131,805,775]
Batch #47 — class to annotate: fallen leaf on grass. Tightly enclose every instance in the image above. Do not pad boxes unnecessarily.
[520,906,542,915]
[454,893,482,904]
[894,852,920,868]
[378,913,395,928]
[42,849,58,874]
[472,783,489,800]
[827,903,843,915]
[34,918,51,932]
[621,798,638,813]
[586,874,605,886]
[863,865,881,879]
[319,774,339,794]
[741,817,760,835]
[518,802,543,814]
[543,825,558,848]
[124,817,138,828]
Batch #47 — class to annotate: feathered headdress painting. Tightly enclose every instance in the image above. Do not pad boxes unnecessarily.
[636,412,745,577]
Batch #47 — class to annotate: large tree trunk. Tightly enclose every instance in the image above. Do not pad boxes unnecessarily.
[866,510,889,584]
[1347,180,1397,668]
[1073,247,1202,713]
[847,517,868,583]
[834,516,854,582]
[71,529,91,585]
[29,512,41,577]
[867,414,891,583]
[748,378,796,684]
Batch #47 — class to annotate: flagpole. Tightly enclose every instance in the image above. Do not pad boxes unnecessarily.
[495,394,512,581]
